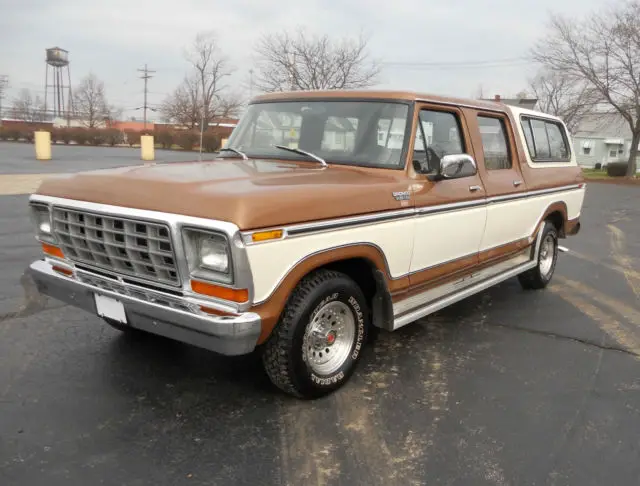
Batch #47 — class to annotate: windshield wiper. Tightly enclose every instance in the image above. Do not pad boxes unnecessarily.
[218,147,248,160]
[273,145,327,167]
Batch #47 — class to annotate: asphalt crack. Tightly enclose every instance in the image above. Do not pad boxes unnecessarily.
[492,323,640,359]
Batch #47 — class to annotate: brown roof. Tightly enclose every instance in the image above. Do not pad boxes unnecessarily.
[252,89,506,113]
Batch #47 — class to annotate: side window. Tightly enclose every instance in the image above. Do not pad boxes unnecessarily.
[414,110,464,172]
[546,122,569,159]
[477,116,512,170]
[522,119,536,157]
[530,119,551,159]
[522,117,571,162]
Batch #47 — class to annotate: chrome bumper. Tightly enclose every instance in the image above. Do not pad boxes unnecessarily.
[28,260,262,356]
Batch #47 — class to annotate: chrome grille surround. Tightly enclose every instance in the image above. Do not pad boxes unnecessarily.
[52,207,180,287]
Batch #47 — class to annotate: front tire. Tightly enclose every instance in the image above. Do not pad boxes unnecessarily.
[518,221,558,290]
[262,269,369,398]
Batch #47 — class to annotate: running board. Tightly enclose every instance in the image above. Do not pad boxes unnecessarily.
[392,260,537,330]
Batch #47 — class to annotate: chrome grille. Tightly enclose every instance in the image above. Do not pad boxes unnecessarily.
[76,271,193,313]
[52,207,180,286]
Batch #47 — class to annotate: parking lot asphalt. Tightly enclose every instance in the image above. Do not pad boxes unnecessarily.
[1,149,639,485]
[0,141,216,174]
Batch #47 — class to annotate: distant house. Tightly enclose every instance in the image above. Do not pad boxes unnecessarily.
[571,114,637,168]
[482,94,539,110]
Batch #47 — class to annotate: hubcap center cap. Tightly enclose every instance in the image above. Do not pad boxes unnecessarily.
[326,330,337,346]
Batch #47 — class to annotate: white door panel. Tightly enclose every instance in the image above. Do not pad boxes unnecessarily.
[410,206,487,272]
[480,188,586,251]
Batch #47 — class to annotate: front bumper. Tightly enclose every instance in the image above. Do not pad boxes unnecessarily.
[28,260,262,356]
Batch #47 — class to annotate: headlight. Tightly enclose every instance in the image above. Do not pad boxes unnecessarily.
[30,203,55,243]
[199,236,229,273]
[183,229,232,283]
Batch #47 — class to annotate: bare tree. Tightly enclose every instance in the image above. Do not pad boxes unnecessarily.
[253,30,380,92]
[532,2,640,177]
[74,73,111,128]
[528,69,599,133]
[11,89,45,122]
[161,32,240,129]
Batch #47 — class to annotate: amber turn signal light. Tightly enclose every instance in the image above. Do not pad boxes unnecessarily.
[42,243,64,259]
[191,280,249,303]
[52,265,73,277]
[252,229,283,242]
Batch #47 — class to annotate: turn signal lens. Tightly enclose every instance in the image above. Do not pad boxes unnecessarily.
[199,305,236,316]
[52,265,73,277]
[251,229,283,242]
[42,243,64,259]
[191,280,249,303]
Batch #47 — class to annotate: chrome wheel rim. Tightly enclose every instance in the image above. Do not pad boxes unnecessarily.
[303,300,356,376]
[539,234,556,277]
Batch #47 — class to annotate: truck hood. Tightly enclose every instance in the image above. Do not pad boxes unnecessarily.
[35,159,413,230]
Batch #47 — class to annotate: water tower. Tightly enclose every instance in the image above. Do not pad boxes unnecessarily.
[44,47,73,120]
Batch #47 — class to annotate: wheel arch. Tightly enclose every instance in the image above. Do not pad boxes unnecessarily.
[252,243,398,344]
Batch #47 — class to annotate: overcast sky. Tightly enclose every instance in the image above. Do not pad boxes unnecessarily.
[1,0,609,120]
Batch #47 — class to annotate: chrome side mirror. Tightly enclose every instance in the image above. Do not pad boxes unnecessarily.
[435,154,477,180]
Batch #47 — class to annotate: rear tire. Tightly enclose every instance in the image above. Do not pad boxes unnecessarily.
[262,269,369,399]
[518,221,558,290]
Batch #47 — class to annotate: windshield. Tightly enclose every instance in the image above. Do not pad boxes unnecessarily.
[225,100,411,169]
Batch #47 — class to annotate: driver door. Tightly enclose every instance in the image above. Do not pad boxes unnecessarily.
[408,104,487,289]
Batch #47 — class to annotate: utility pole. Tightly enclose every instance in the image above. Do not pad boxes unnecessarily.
[137,64,155,130]
[0,75,8,124]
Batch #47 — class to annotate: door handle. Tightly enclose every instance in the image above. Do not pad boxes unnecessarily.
[513,180,523,187]
[469,185,482,192]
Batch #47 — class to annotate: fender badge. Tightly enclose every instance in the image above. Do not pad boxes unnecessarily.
[392,191,410,201]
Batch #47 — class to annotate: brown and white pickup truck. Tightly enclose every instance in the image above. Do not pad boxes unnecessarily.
[27,90,585,398]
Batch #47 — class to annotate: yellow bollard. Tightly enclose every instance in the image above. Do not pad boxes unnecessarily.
[35,131,52,161]
[140,135,155,162]
[220,138,228,149]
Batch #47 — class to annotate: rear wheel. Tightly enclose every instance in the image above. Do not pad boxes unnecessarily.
[262,269,369,398]
[518,221,558,290]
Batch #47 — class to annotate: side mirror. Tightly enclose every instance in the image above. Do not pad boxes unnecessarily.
[430,154,477,181]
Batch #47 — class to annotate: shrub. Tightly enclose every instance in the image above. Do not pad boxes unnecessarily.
[71,128,89,145]
[23,130,35,143]
[606,161,628,177]
[104,128,124,146]
[4,128,21,141]
[176,130,199,151]
[58,128,72,144]
[201,132,221,152]
[0,127,7,141]
[86,128,106,146]
[594,162,602,170]
[155,129,174,149]
[125,129,141,147]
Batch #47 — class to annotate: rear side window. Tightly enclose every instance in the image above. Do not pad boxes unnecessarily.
[477,116,512,170]
[521,116,571,162]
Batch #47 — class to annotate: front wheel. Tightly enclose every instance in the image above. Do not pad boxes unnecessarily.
[262,269,369,398]
[518,221,558,290]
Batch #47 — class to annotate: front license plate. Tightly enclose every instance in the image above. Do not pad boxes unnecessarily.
[94,294,127,324]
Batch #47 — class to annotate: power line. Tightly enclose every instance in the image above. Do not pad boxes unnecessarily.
[137,64,155,130]
[381,57,531,70]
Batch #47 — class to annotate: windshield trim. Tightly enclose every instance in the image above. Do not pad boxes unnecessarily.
[229,99,415,171]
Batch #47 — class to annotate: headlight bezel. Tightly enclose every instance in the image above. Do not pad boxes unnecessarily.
[30,202,56,244]
[182,227,233,285]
